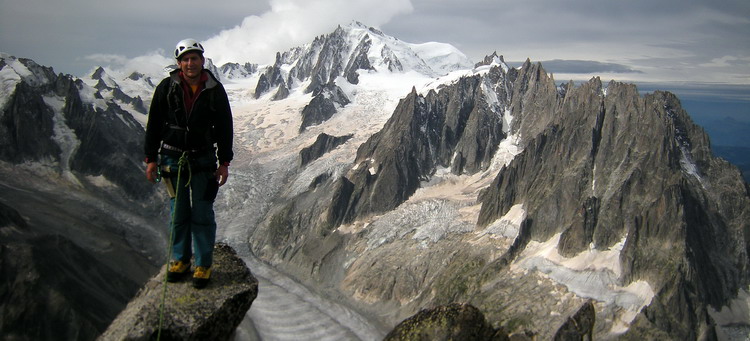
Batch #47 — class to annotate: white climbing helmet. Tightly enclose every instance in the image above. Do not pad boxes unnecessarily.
[174,38,205,60]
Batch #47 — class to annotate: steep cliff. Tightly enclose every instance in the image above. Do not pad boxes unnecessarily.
[477,76,749,339]
[245,57,749,339]
[99,243,258,341]
[0,54,165,340]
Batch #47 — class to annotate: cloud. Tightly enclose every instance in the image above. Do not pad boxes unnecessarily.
[537,60,643,74]
[700,55,750,68]
[202,0,414,66]
[83,51,173,79]
[382,0,750,84]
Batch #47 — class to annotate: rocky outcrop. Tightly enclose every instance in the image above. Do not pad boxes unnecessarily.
[0,78,61,163]
[271,83,290,101]
[324,66,511,225]
[384,303,510,341]
[252,21,470,104]
[384,302,597,341]
[254,61,286,99]
[288,23,396,94]
[127,71,153,85]
[300,133,353,167]
[475,51,505,68]
[65,78,153,199]
[476,75,750,339]
[91,67,148,114]
[203,58,223,83]
[219,62,258,79]
[99,243,258,340]
[299,82,350,132]
[0,55,153,199]
[112,86,147,113]
[344,35,375,84]
[300,27,349,94]
[553,300,595,341]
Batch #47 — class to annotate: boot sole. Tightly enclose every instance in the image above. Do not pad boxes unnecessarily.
[167,270,191,282]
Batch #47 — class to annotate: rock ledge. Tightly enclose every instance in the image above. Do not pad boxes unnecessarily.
[99,243,258,340]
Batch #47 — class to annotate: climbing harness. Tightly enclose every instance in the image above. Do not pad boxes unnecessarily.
[157,151,191,340]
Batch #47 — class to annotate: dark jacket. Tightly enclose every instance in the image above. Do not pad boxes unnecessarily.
[144,69,233,164]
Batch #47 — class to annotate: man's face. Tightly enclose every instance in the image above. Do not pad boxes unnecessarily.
[178,52,204,80]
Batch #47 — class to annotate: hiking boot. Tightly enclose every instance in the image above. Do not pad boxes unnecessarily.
[167,260,191,282]
[192,266,211,289]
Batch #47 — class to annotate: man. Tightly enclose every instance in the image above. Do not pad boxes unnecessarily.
[144,38,234,289]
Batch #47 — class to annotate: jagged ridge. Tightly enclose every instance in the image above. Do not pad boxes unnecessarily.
[247,55,750,339]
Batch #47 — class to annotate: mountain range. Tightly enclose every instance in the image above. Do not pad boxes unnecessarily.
[1,21,748,340]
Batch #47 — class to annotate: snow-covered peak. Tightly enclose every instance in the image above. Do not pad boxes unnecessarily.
[262,21,473,83]
[220,62,258,79]
[249,21,479,99]
[75,64,154,125]
[1,53,55,87]
[90,66,119,89]
[340,21,472,77]
[82,64,157,94]
[0,55,23,110]
[0,53,57,109]
[408,41,473,75]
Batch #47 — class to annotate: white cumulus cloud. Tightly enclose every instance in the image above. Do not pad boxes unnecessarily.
[83,51,174,79]
[202,0,414,66]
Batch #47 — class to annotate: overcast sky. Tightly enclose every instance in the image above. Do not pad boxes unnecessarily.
[1,0,749,86]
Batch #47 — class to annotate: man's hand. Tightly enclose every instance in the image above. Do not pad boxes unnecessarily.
[146,162,158,183]
[215,165,229,186]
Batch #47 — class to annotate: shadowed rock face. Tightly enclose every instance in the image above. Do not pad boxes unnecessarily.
[299,83,351,133]
[99,243,258,341]
[1,55,168,341]
[0,57,153,200]
[0,201,147,341]
[553,300,595,341]
[300,133,354,167]
[253,24,379,100]
[325,72,510,227]
[476,77,750,339]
